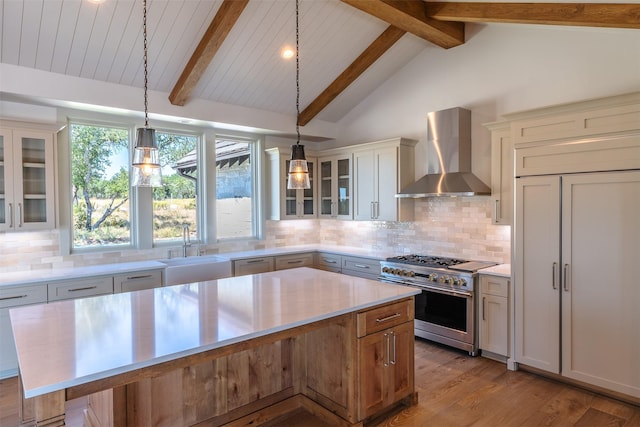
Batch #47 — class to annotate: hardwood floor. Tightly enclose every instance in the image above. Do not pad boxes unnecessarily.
[1,339,638,426]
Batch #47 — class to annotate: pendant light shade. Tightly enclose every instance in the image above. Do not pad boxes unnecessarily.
[132,0,162,187]
[287,144,310,189]
[286,0,311,191]
[132,128,162,187]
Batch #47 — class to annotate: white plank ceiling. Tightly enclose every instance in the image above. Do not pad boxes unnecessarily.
[0,0,428,123]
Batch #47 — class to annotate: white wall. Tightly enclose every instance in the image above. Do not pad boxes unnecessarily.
[333,23,640,182]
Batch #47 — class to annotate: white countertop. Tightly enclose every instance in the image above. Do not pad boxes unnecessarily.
[0,261,167,288]
[478,264,511,277]
[0,245,394,289]
[10,267,419,399]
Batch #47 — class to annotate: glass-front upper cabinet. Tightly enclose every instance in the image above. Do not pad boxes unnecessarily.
[319,154,352,219]
[284,159,316,219]
[0,127,55,231]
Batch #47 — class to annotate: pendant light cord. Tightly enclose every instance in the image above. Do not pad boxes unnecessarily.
[295,0,300,145]
[143,0,149,129]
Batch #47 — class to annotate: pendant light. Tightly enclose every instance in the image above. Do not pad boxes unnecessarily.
[132,0,162,187]
[287,0,310,190]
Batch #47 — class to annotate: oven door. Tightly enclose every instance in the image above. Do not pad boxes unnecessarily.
[414,285,475,354]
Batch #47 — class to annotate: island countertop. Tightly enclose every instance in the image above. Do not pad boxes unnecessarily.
[11,267,419,399]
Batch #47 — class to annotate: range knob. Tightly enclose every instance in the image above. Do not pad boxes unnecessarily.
[400,270,408,276]
[453,278,460,286]
[382,267,390,273]
[441,276,451,284]
[407,271,415,278]
[429,274,438,282]
[458,278,467,286]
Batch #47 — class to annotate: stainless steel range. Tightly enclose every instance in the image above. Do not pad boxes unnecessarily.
[380,255,497,356]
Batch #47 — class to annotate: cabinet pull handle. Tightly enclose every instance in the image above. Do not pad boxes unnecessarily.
[375,201,380,219]
[287,260,303,264]
[354,264,369,269]
[552,262,558,290]
[18,203,23,227]
[68,286,98,292]
[482,297,486,320]
[0,294,27,301]
[563,264,570,292]
[390,331,396,365]
[376,313,401,323]
[384,333,390,367]
[9,203,14,228]
[126,274,153,280]
[370,201,375,219]
[322,258,337,264]
[494,200,500,223]
[246,259,265,264]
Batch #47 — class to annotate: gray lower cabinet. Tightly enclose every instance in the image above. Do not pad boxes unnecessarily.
[47,276,114,302]
[342,256,381,280]
[314,252,342,273]
[274,253,314,271]
[233,257,275,276]
[0,284,48,378]
[114,270,163,293]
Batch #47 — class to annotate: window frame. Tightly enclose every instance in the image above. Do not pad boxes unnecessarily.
[59,114,264,256]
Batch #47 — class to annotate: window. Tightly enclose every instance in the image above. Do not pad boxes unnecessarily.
[215,138,255,239]
[66,120,262,253]
[152,132,199,243]
[70,123,131,249]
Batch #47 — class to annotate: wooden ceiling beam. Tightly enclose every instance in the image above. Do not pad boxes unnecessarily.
[299,26,406,127]
[169,0,249,106]
[340,0,464,49]
[424,2,640,29]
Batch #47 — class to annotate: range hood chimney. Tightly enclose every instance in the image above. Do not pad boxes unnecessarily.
[396,107,491,198]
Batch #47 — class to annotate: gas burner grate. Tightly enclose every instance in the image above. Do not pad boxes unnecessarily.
[386,254,469,268]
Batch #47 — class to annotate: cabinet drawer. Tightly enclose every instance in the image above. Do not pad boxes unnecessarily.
[0,284,47,309]
[357,298,414,338]
[114,270,163,293]
[275,253,314,270]
[314,252,342,272]
[233,257,274,276]
[48,276,114,302]
[342,256,380,279]
[480,275,509,298]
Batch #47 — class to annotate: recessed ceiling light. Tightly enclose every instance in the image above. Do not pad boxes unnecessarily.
[87,0,106,4]
[281,46,295,60]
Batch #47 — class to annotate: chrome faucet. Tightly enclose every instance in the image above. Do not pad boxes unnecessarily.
[182,224,191,257]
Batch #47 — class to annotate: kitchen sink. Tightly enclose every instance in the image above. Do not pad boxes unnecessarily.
[160,255,233,286]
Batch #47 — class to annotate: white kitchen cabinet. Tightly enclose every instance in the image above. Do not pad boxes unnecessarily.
[266,148,316,219]
[485,123,512,225]
[0,283,48,379]
[353,138,415,222]
[479,274,509,360]
[114,269,163,293]
[274,252,314,270]
[233,257,275,276]
[318,154,352,219]
[516,170,640,398]
[0,126,56,231]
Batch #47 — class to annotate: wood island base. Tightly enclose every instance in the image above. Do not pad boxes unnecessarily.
[19,298,417,427]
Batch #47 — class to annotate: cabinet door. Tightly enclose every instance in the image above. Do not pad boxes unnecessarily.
[358,321,414,419]
[480,294,508,356]
[561,171,640,397]
[374,146,398,221]
[515,176,560,373]
[353,150,375,220]
[490,127,512,225]
[314,252,342,272]
[12,130,55,230]
[283,159,316,219]
[319,156,351,219]
[0,129,15,231]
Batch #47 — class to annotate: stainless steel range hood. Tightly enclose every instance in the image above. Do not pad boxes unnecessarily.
[396,107,491,198]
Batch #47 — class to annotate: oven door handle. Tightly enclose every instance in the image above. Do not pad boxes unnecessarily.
[379,278,473,298]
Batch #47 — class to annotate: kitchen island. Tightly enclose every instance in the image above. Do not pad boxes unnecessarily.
[10,267,419,426]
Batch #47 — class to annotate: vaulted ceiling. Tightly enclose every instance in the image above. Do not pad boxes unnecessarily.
[1,1,638,125]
